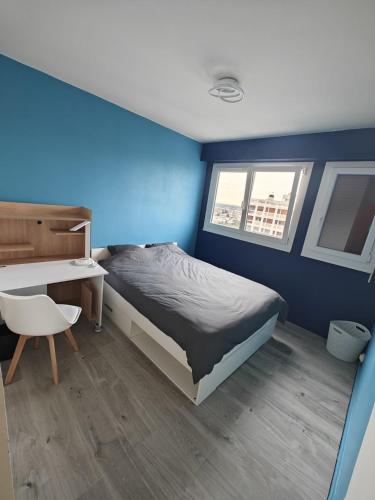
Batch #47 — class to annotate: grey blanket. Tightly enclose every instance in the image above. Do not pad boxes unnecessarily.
[101,245,287,383]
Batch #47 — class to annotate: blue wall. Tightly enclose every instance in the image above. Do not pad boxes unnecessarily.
[196,130,375,336]
[329,326,375,500]
[0,55,205,254]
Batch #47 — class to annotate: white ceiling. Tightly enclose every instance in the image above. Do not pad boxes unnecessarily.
[1,0,375,142]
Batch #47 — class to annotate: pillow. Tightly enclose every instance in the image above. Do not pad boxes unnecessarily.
[145,241,176,248]
[107,244,142,255]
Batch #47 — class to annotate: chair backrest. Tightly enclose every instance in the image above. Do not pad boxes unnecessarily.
[0,292,71,336]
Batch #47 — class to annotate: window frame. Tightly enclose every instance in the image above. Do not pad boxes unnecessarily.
[301,161,375,273]
[203,162,313,252]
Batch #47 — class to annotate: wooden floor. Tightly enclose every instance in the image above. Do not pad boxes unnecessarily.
[2,318,356,500]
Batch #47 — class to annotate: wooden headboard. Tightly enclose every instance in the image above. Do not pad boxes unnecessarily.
[0,201,91,265]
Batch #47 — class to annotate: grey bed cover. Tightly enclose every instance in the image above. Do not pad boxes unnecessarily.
[101,245,287,383]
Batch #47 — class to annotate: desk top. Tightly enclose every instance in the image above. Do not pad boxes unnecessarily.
[0,259,108,292]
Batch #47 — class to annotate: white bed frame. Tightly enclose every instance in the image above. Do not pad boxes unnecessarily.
[92,247,277,405]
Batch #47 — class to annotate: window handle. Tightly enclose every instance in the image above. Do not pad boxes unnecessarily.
[367,217,375,283]
[368,260,375,284]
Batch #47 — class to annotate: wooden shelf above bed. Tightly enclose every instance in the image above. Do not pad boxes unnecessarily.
[49,229,85,236]
[0,201,91,221]
[0,243,34,253]
[0,201,91,265]
[0,254,83,266]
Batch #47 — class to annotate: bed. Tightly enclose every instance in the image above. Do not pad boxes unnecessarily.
[92,244,287,405]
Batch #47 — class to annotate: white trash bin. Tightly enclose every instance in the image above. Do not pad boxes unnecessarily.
[327,321,372,362]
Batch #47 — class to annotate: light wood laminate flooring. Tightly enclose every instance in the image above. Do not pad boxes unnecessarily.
[2,319,356,500]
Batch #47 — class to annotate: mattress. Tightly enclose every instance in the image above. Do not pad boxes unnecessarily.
[101,244,287,383]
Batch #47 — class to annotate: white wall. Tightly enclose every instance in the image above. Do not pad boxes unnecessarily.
[346,406,375,500]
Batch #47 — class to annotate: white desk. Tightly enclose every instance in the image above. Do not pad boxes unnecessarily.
[0,260,108,330]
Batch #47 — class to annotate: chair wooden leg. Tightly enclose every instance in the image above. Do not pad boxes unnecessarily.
[47,336,59,385]
[5,335,29,385]
[34,337,40,349]
[64,328,79,352]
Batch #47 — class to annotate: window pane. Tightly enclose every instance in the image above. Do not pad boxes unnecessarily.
[211,171,247,229]
[318,175,375,255]
[245,171,296,238]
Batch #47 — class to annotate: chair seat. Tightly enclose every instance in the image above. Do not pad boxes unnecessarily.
[1,291,82,386]
[57,304,82,325]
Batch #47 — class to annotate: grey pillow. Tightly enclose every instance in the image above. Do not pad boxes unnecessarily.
[145,242,175,248]
[107,244,141,255]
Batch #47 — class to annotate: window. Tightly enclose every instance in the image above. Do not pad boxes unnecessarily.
[211,170,247,229]
[302,162,375,274]
[204,162,312,252]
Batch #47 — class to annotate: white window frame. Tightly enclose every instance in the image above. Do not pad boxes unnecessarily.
[301,161,375,273]
[203,162,313,252]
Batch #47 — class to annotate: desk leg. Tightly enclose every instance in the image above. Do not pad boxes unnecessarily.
[91,275,104,332]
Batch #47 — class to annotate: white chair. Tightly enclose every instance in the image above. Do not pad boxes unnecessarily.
[0,292,81,385]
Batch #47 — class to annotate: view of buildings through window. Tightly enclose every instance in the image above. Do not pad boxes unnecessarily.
[212,171,295,239]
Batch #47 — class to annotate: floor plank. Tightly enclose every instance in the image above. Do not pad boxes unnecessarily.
[2,319,356,500]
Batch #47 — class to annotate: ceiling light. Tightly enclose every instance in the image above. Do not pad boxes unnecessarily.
[208,77,244,103]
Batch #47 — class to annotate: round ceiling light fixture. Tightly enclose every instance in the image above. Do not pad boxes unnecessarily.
[208,77,244,103]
